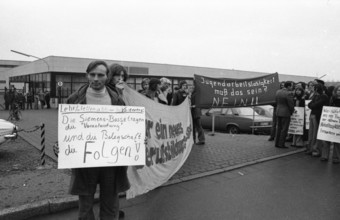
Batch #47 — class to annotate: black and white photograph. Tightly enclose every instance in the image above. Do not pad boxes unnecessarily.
[0,0,340,219]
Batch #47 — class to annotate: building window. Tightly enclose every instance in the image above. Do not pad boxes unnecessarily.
[129,67,148,75]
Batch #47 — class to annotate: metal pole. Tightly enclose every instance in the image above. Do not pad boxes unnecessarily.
[252,107,255,135]
[40,123,46,166]
[209,113,215,136]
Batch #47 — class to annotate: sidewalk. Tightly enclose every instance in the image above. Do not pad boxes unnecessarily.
[30,153,340,220]
[0,109,305,219]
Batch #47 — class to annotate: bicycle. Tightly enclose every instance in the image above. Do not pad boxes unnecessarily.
[8,103,22,121]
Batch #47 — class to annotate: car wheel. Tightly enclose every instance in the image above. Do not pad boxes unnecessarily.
[227,125,240,134]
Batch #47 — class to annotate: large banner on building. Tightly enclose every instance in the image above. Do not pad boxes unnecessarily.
[58,104,146,169]
[194,73,280,108]
[317,106,340,143]
[288,107,305,135]
[122,85,193,199]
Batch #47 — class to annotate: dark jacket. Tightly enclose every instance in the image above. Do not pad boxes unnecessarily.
[294,97,305,107]
[308,93,329,123]
[67,84,130,195]
[171,90,187,106]
[190,93,202,119]
[275,88,294,117]
[330,97,340,107]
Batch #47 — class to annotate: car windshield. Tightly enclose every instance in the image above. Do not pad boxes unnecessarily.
[233,107,259,116]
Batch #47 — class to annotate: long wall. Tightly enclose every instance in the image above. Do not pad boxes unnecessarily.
[2,56,315,85]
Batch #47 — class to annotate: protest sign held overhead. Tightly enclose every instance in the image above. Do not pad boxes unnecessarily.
[317,106,340,144]
[58,104,146,169]
[288,107,305,135]
[194,73,280,108]
[121,85,193,199]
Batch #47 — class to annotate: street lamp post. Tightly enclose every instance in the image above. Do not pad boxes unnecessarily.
[10,49,53,106]
[10,50,50,72]
[318,74,327,79]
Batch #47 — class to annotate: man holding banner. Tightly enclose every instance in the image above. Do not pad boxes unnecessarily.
[65,60,129,220]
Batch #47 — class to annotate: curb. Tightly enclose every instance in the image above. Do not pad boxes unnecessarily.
[0,149,305,220]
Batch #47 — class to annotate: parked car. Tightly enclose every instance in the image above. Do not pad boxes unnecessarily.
[0,119,18,145]
[201,107,272,134]
[253,105,274,118]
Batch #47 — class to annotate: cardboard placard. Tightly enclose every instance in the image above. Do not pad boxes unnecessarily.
[58,104,145,169]
[317,106,340,143]
[288,107,304,135]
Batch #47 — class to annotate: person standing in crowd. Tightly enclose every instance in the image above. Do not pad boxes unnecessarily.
[275,81,294,148]
[305,81,316,100]
[107,63,129,95]
[319,85,334,161]
[190,85,205,145]
[8,87,15,110]
[4,87,10,110]
[268,83,281,142]
[158,77,172,105]
[325,85,340,164]
[11,88,19,110]
[144,78,162,102]
[307,84,329,157]
[171,80,188,106]
[167,86,177,105]
[34,92,39,109]
[26,90,34,110]
[17,91,25,110]
[38,90,45,109]
[138,78,150,95]
[44,91,51,109]
[280,81,285,89]
[291,87,305,148]
[64,60,129,220]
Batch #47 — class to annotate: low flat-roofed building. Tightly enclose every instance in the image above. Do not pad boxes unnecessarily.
[0,60,30,91]
[2,56,315,102]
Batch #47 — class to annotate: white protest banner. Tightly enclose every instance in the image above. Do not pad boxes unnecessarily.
[58,104,145,169]
[122,85,193,199]
[317,106,340,143]
[305,100,311,129]
[288,107,304,135]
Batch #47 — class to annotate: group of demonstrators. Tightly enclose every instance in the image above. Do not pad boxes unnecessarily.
[54,60,204,219]
[270,78,340,164]
[137,77,205,145]
[49,59,340,219]
[4,86,51,110]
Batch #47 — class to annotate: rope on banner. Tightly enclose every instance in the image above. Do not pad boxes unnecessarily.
[40,123,46,166]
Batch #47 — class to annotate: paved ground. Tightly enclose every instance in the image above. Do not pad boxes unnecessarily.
[0,108,306,219]
[0,108,301,182]
[31,153,340,220]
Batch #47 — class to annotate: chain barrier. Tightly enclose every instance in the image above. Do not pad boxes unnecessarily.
[16,125,41,133]
[16,124,47,166]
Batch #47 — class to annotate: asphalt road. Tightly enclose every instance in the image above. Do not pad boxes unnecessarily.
[31,153,340,220]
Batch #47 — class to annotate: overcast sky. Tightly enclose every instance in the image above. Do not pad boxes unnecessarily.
[1,0,339,81]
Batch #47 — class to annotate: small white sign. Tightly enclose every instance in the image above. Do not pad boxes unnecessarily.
[57,81,63,87]
[288,107,304,135]
[317,106,340,143]
[58,104,146,169]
